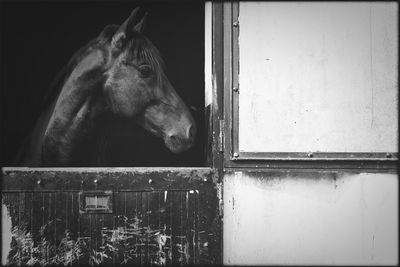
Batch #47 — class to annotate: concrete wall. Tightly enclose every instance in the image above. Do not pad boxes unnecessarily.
[223,171,398,265]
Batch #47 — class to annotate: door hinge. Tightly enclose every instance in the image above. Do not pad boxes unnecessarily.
[218,119,224,152]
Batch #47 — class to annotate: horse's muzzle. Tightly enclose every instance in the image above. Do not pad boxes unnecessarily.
[165,124,196,154]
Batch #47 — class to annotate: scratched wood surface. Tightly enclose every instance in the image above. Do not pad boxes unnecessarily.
[2,168,220,265]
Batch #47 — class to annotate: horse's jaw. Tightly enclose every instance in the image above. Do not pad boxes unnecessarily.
[135,112,196,154]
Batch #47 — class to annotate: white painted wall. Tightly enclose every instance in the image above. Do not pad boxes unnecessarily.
[223,171,398,265]
[2,202,12,265]
[204,1,212,108]
[238,2,398,153]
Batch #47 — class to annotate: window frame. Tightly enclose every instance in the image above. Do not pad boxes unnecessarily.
[222,2,398,169]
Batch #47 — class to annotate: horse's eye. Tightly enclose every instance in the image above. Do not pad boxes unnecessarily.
[138,65,152,77]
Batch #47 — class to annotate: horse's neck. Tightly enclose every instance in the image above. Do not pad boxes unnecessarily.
[41,49,107,166]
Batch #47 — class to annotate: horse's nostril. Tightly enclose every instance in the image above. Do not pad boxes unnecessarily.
[169,134,177,141]
[188,125,195,140]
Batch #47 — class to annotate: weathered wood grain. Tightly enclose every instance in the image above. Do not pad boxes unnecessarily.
[1,167,221,265]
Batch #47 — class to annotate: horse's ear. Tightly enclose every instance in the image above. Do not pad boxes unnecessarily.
[133,13,147,33]
[111,7,140,52]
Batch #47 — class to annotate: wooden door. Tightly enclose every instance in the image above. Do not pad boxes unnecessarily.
[2,168,221,265]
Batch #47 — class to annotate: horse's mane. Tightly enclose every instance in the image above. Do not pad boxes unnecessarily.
[40,25,119,112]
[40,24,165,113]
[15,26,118,165]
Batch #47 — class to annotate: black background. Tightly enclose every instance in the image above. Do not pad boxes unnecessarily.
[0,1,205,166]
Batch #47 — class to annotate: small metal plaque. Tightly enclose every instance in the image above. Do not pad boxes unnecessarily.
[80,191,113,214]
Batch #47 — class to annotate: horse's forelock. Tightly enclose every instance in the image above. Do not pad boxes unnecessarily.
[98,24,166,84]
[129,36,165,85]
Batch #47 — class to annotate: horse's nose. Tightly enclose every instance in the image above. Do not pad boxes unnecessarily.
[168,125,195,142]
[165,124,196,153]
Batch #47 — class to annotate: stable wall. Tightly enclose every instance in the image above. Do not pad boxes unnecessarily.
[223,2,398,265]
[223,171,398,265]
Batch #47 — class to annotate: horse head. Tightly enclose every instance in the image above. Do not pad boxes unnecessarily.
[103,8,196,154]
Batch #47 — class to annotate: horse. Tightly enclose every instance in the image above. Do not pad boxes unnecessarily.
[18,7,196,166]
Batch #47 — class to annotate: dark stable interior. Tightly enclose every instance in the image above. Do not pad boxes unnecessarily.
[0,2,205,167]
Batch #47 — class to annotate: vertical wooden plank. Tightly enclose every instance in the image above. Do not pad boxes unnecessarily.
[169,191,176,263]
[148,191,161,264]
[147,191,154,264]
[65,191,78,264]
[100,214,105,264]
[124,191,139,264]
[78,192,90,264]
[77,191,81,261]
[70,191,80,260]
[31,192,40,245]
[92,213,97,263]
[195,190,200,264]
[42,192,50,262]
[136,191,143,266]
[64,192,69,231]
[156,191,162,265]
[164,190,173,265]
[19,192,26,264]
[182,190,189,265]
[99,193,114,265]
[49,192,55,261]
[168,191,173,264]
[197,186,220,264]
[184,191,191,264]
[112,192,116,266]
[115,191,125,264]
[53,192,57,249]
[142,191,149,265]
[58,191,67,257]
[23,191,32,233]
[95,212,103,264]
[56,191,67,252]
[157,190,169,266]
[25,192,33,264]
[88,213,93,264]
[135,191,141,265]
[140,191,147,265]
[186,190,197,264]
[54,191,62,260]
[171,190,186,264]
[38,192,44,262]
[18,192,24,231]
